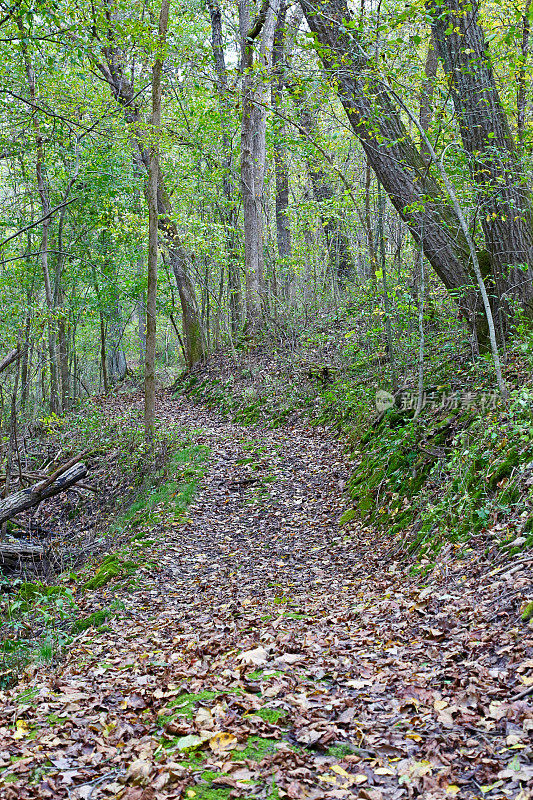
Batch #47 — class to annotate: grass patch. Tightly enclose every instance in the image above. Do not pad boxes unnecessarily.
[116,444,209,533]
[326,743,354,758]
[72,600,125,633]
[254,708,287,724]
[232,736,279,762]
[159,691,219,723]
[83,555,139,590]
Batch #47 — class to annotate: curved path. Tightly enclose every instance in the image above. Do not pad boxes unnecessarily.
[1,393,531,800]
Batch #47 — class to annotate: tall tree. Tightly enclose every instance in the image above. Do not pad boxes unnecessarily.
[239,0,280,329]
[297,0,519,344]
[272,1,292,279]
[206,0,242,334]
[145,0,170,440]
[95,3,206,370]
[429,0,533,319]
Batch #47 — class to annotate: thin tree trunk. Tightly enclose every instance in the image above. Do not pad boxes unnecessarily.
[518,0,531,147]
[95,14,205,369]
[419,34,438,164]
[18,19,60,414]
[207,0,242,334]
[145,0,170,441]
[405,98,508,395]
[272,2,292,281]
[377,184,397,392]
[288,88,355,281]
[239,0,268,329]
[364,161,377,283]
[414,243,426,419]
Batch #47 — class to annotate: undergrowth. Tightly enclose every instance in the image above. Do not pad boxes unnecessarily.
[173,304,533,564]
[0,398,209,687]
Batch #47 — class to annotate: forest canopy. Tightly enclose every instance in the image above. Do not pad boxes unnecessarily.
[2,0,533,430]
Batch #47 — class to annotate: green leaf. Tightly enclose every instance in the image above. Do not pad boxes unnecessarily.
[176,735,203,752]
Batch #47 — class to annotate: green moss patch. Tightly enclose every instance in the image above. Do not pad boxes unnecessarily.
[254,708,287,724]
[83,554,139,590]
[232,736,279,762]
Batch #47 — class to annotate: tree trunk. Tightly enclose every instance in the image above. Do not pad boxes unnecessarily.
[364,160,377,283]
[206,0,242,334]
[272,2,292,279]
[170,246,206,369]
[145,0,170,441]
[95,22,205,370]
[239,0,280,330]
[288,89,356,282]
[517,0,531,147]
[0,462,88,526]
[18,19,60,413]
[429,0,533,316]
[419,34,438,164]
[298,0,489,344]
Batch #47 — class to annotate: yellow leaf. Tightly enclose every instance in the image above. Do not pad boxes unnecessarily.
[331,765,351,779]
[446,786,461,796]
[375,767,395,775]
[434,699,449,711]
[209,732,238,753]
[405,731,422,742]
[13,720,30,740]
[354,774,368,784]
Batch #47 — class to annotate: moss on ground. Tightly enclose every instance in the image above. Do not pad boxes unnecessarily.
[326,743,353,758]
[254,708,286,724]
[232,736,279,762]
[83,554,139,590]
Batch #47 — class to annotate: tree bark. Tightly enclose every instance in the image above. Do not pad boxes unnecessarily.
[145,0,170,441]
[419,34,438,164]
[517,0,531,147]
[170,246,206,370]
[272,2,292,278]
[298,0,489,343]
[239,0,280,329]
[429,0,533,316]
[0,462,87,526]
[0,349,20,374]
[206,0,242,334]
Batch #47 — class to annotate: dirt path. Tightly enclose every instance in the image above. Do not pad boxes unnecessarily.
[1,394,532,800]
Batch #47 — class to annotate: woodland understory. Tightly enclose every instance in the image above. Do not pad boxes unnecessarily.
[1,0,533,797]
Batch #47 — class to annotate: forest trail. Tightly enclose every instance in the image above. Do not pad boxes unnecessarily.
[1,393,532,800]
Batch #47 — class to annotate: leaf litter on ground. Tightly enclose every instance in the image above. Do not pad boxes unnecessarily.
[0,391,532,800]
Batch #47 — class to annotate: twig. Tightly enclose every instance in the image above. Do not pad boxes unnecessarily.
[510,684,533,702]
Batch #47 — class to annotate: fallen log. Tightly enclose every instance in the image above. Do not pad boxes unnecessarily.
[0,462,88,526]
[0,539,44,567]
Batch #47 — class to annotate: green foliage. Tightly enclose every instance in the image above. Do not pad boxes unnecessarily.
[0,580,76,687]
[83,554,139,590]
[72,600,125,633]
[326,743,354,758]
[339,508,357,525]
[254,707,287,724]
[231,736,279,762]
[161,691,219,720]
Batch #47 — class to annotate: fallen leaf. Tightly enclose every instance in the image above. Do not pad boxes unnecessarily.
[209,731,238,753]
